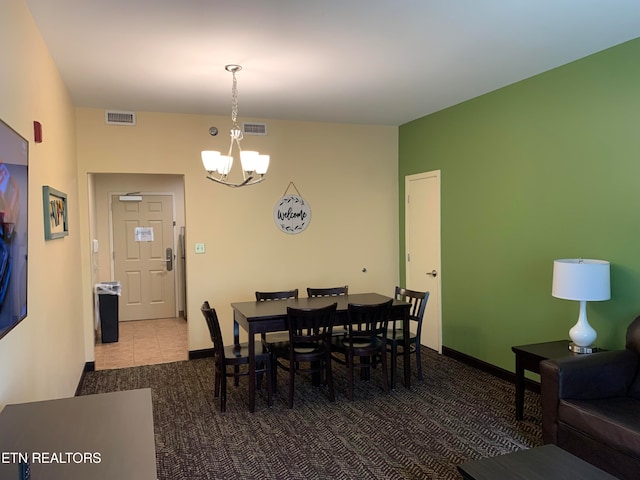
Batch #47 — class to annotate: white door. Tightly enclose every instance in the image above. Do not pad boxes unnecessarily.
[406,170,442,352]
[111,195,176,321]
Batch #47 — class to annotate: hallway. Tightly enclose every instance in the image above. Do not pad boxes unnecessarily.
[94,317,188,370]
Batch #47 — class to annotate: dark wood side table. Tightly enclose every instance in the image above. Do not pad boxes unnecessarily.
[457,444,618,480]
[511,340,576,420]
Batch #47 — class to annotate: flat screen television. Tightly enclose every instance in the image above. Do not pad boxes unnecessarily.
[0,119,28,339]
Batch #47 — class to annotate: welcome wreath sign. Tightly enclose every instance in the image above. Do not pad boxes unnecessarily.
[273,183,311,234]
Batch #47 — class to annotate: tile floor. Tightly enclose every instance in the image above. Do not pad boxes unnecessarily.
[94,317,188,370]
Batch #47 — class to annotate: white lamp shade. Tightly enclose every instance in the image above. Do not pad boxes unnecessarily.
[255,155,270,174]
[240,150,258,172]
[217,155,233,175]
[552,259,611,301]
[201,151,221,172]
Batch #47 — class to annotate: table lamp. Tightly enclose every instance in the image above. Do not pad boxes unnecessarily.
[552,258,610,353]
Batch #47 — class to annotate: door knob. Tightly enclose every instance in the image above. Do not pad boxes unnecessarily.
[428,270,437,277]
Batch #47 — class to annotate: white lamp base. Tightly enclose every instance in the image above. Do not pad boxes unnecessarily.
[568,300,597,353]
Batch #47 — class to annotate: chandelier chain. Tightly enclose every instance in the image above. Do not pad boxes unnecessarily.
[231,71,239,128]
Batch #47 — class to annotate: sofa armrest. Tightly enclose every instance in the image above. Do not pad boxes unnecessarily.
[540,350,638,444]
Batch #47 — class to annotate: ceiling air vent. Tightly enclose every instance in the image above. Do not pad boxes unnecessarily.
[105,110,136,126]
[243,122,267,135]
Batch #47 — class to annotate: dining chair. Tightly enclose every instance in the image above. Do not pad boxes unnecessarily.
[307,286,348,336]
[332,299,393,401]
[272,302,337,408]
[201,301,273,413]
[256,289,299,385]
[255,289,299,302]
[306,286,348,297]
[387,287,429,383]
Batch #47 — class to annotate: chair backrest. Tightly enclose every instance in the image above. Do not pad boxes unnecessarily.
[201,301,226,362]
[394,286,429,332]
[347,299,393,338]
[307,286,348,297]
[255,289,299,301]
[287,302,337,349]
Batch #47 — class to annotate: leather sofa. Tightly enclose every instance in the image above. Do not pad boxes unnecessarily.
[540,316,640,480]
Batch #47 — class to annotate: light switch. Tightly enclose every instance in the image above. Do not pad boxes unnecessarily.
[195,243,206,254]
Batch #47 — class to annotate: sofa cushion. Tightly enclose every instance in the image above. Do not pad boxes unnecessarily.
[559,397,640,458]
[627,367,640,400]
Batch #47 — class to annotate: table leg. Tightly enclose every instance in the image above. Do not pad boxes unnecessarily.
[233,312,241,386]
[515,355,525,420]
[389,337,397,390]
[403,309,411,389]
[248,328,256,413]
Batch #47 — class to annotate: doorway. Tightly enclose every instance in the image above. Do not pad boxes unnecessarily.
[405,170,442,353]
[91,173,187,369]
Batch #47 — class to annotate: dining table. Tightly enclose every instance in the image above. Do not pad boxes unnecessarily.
[232,292,411,412]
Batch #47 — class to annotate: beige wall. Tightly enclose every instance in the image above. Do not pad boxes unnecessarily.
[1,0,398,407]
[0,0,85,406]
[76,108,399,352]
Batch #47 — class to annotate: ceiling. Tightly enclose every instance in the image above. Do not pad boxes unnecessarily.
[24,0,640,126]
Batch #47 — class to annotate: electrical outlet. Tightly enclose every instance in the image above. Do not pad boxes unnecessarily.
[195,243,206,254]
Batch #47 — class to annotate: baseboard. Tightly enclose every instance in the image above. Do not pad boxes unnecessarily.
[189,348,214,360]
[442,346,540,394]
[75,361,95,396]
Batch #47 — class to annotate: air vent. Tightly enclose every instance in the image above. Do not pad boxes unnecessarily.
[105,110,136,126]
[243,122,267,135]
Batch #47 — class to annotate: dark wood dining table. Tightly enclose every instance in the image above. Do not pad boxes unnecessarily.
[232,292,411,412]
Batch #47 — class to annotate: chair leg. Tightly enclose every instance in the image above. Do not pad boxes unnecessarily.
[380,348,389,394]
[414,340,423,381]
[326,353,335,402]
[390,343,397,389]
[214,365,222,398]
[220,374,227,413]
[234,365,240,386]
[271,353,278,394]
[347,354,355,401]
[288,361,296,409]
[266,358,273,407]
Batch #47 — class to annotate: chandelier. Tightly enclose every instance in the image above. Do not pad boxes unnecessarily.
[201,65,270,187]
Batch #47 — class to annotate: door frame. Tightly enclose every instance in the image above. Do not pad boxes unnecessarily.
[405,170,442,353]
[108,191,179,319]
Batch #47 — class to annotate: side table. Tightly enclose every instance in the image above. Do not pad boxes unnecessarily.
[511,340,582,420]
[0,388,157,479]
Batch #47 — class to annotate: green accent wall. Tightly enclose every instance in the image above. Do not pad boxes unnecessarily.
[399,37,640,372]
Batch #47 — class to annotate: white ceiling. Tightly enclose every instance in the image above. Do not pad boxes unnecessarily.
[24,0,640,126]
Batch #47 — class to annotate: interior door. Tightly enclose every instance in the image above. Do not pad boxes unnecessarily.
[112,194,176,321]
[406,170,442,352]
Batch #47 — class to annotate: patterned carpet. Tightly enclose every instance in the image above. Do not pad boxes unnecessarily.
[78,348,542,479]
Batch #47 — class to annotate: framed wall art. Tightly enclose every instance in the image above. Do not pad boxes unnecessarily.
[43,185,68,240]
